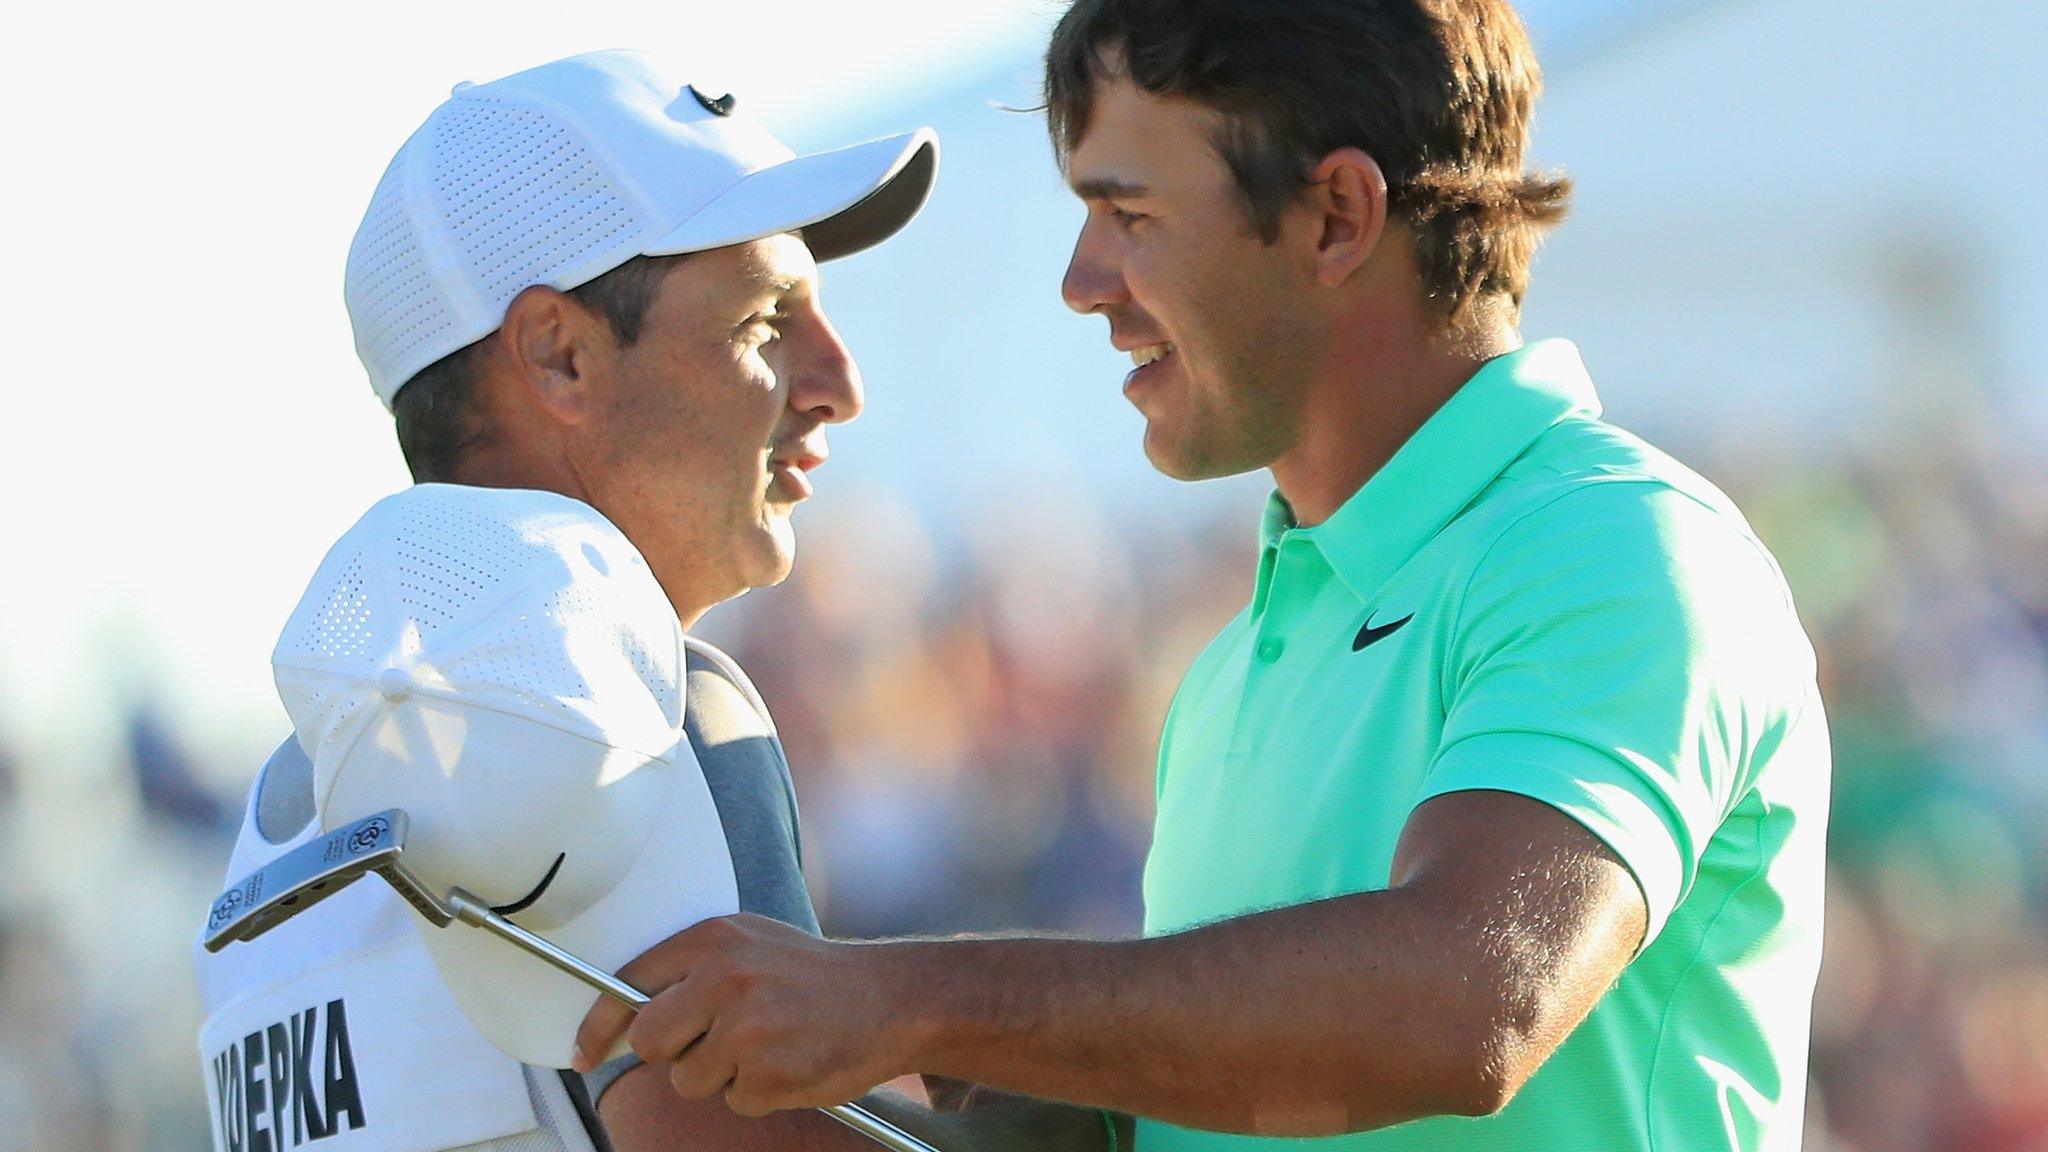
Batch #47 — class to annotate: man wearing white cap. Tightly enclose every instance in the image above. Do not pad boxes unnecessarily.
[193,49,991,1152]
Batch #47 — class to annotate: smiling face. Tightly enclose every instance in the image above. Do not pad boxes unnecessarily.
[1061,74,1330,482]
[573,234,862,614]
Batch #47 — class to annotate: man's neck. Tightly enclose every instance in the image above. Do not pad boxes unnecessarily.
[667,589,713,633]
[448,454,718,631]
[1269,315,1520,528]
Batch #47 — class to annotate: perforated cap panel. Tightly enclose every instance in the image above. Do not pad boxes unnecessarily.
[455,574,679,722]
[274,485,684,784]
[343,81,664,408]
[344,154,464,401]
[431,96,640,306]
[277,484,529,662]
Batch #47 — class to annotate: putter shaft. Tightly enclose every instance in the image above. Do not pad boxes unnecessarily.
[442,889,943,1152]
[447,888,651,1007]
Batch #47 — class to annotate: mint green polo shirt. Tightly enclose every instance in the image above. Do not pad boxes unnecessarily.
[1139,340,1830,1152]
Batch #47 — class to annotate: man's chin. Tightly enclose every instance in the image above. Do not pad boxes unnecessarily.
[739,516,798,590]
[1143,424,1259,483]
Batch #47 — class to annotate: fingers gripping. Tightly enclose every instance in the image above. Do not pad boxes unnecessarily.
[574,920,718,1071]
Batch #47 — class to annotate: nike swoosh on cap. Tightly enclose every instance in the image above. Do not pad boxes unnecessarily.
[491,853,567,916]
[1352,613,1414,651]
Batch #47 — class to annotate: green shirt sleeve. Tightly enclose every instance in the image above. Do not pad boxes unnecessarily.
[1419,479,1805,947]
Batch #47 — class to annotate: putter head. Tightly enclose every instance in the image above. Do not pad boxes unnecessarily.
[202,808,454,952]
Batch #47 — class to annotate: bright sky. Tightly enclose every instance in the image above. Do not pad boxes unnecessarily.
[2,1,1054,769]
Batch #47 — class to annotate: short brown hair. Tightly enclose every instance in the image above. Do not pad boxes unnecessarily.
[1045,0,1569,324]
[391,254,686,482]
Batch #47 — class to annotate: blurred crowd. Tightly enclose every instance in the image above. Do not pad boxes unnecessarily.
[2,393,2045,1151]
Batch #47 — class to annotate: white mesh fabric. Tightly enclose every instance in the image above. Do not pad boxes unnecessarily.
[273,484,684,789]
[299,548,376,661]
[388,482,533,630]
[343,152,463,403]
[452,567,682,731]
[431,95,640,306]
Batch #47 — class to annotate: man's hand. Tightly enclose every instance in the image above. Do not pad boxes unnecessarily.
[574,913,916,1116]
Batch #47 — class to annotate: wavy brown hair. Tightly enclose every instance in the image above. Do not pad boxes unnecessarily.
[1045,0,1570,325]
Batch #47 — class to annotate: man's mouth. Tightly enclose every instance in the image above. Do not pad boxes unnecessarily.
[768,452,820,502]
[1130,342,1175,367]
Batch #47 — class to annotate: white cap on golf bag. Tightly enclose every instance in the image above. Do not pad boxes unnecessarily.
[272,483,741,1068]
[345,48,939,409]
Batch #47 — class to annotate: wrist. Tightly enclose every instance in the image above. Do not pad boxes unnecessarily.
[864,938,959,1076]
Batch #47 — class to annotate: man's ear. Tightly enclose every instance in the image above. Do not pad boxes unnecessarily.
[499,285,605,426]
[1304,147,1388,288]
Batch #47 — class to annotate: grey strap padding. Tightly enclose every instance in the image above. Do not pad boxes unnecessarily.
[581,638,819,1111]
[681,636,814,890]
[683,636,777,737]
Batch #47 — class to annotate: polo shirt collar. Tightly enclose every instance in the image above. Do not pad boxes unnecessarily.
[1260,339,1602,604]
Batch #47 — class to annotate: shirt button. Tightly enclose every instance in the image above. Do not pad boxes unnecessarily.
[1255,636,1286,663]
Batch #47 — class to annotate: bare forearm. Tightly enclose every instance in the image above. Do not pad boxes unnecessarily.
[890,892,1509,1135]
[576,794,1642,1135]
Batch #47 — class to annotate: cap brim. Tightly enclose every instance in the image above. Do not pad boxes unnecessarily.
[647,128,938,263]
[412,737,741,1069]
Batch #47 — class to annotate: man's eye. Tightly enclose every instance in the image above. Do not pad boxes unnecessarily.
[1110,207,1148,229]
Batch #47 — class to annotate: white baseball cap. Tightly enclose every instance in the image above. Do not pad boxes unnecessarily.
[345,49,940,409]
[273,482,742,1068]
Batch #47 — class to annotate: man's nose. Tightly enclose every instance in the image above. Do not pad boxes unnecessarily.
[789,312,863,425]
[1061,222,1128,316]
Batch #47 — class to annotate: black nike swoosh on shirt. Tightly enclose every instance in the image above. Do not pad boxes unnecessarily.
[1352,613,1414,651]
[491,852,566,916]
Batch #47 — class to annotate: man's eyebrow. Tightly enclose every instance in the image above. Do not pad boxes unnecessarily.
[744,272,803,303]
[1070,176,1152,201]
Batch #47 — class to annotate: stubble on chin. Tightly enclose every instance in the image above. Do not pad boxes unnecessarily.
[1144,406,1268,483]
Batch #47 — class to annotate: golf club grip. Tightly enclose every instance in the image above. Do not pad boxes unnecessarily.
[448,896,947,1152]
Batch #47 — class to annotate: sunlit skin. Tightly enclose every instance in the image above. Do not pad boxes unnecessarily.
[456,233,861,629]
[570,68,1648,1144]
